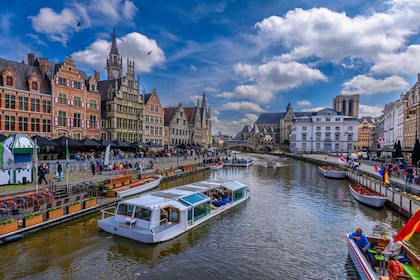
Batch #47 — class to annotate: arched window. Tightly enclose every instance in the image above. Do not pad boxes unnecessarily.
[342,100,346,115]
[348,100,353,116]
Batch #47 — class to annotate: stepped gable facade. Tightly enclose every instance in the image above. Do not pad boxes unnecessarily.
[143,89,164,146]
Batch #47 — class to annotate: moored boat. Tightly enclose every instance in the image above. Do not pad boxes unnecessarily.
[114,175,163,198]
[349,185,388,208]
[318,165,346,179]
[209,162,224,170]
[98,178,250,243]
[223,157,254,167]
[346,210,420,280]
[267,161,276,168]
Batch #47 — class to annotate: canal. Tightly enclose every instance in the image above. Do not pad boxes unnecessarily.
[1,154,419,279]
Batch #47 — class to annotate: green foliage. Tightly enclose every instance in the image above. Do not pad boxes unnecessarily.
[25,211,42,219]
[47,206,63,212]
[69,201,80,206]
[83,197,96,202]
[0,218,15,225]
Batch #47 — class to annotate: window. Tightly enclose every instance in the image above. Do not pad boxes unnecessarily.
[31,118,40,132]
[6,76,13,86]
[89,115,96,128]
[326,127,330,131]
[58,93,67,104]
[18,117,28,131]
[31,81,38,91]
[73,112,81,127]
[18,96,28,111]
[316,118,321,121]
[5,116,15,131]
[91,84,95,91]
[89,100,97,110]
[335,126,340,131]
[74,96,82,107]
[145,115,149,122]
[42,100,51,113]
[31,98,40,112]
[316,126,321,131]
[58,111,67,126]
[302,127,307,131]
[335,118,340,121]
[302,133,307,141]
[74,81,81,89]
[58,77,67,86]
[43,119,51,132]
[5,94,15,109]
[326,118,331,121]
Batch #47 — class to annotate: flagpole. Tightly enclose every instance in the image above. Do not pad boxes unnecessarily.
[34,138,38,193]
[66,140,69,193]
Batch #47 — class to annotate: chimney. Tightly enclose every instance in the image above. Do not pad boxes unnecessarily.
[39,58,49,76]
[94,70,100,81]
[28,53,35,66]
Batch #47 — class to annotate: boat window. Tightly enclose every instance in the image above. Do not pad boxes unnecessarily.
[193,202,210,221]
[117,204,134,216]
[134,207,151,221]
[233,189,244,201]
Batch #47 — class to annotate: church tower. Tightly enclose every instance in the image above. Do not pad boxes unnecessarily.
[107,29,123,79]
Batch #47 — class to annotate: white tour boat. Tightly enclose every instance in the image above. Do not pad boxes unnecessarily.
[349,184,388,208]
[223,157,254,167]
[98,178,250,243]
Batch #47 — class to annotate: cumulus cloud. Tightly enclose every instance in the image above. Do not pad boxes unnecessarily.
[301,106,326,112]
[341,75,409,96]
[372,45,420,75]
[72,32,165,73]
[28,1,138,45]
[221,101,267,113]
[28,8,77,45]
[297,100,311,106]
[233,60,327,103]
[211,113,259,136]
[359,104,383,117]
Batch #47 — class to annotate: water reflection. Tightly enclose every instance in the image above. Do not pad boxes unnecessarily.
[0,153,419,279]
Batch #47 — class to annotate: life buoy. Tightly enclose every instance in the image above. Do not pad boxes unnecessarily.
[388,260,404,280]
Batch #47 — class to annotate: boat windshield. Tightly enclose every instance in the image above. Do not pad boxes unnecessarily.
[133,206,151,221]
[117,203,134,217]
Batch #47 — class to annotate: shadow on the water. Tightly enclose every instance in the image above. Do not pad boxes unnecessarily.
[344,255,362,280]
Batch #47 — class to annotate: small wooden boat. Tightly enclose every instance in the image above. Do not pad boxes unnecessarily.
[114,175,163,198]
[98,178,250,243]
[209,162,224,170]
[318,165,346,179]
[346,234,420,280]
[349,185,388,208]
[267,161,276,168]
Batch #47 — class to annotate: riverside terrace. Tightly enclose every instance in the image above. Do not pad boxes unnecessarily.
[287,153,420,218]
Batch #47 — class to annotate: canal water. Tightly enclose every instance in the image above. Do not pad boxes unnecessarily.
[1,154,419,280]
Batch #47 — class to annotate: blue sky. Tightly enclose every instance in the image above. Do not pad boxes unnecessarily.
[1,0,420,136]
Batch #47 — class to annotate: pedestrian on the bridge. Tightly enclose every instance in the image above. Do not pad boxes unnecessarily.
[56,161,63,182]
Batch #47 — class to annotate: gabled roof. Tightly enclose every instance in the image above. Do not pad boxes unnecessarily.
[0,58,52,94]
[97,78,123,101]
[164,107,178,125]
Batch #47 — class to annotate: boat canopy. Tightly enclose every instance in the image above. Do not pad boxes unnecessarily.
[179,192,210,207]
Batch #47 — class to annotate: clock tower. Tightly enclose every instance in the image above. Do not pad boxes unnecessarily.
[107,29,122,79]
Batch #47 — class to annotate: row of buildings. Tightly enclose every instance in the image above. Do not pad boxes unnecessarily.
[235,86,420,159]
[0,30,212,150]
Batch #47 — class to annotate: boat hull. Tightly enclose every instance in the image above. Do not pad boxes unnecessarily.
[115,176,162,198]
[349,185,387,208]
[345,234,379,280]
[209,163,224,170]
[318,166,346,179]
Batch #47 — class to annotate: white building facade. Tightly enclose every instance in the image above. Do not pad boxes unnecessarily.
[290,108,359,154]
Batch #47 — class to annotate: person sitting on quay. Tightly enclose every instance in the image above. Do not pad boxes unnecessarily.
[349,227,378,272]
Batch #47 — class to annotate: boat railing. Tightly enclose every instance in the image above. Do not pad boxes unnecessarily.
[100,206,117,220]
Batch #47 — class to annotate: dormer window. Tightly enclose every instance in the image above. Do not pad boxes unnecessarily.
[31,81,38,91]
[6,76,13,86]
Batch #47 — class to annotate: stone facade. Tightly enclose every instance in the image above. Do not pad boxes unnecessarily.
[164,103,190,147]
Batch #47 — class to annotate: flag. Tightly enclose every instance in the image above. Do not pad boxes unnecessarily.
[33,138,38,167]
[338,157,345,164]
[395,209,420,242]
[383,167,390,184]
[66,140,70,169]
[374,164,378,174]
[378,137,385,143]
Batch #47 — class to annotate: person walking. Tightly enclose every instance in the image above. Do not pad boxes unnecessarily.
[37,163,48,184]
[56,161,63,182]
[91,161,96,176]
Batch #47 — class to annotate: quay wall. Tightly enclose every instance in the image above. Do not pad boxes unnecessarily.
[287,153,420,218]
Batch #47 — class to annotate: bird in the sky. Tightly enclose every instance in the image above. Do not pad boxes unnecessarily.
[77,22,81,27]
[147,51,152,55]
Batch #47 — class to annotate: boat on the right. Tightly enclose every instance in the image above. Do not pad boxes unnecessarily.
[349,184,388,208]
